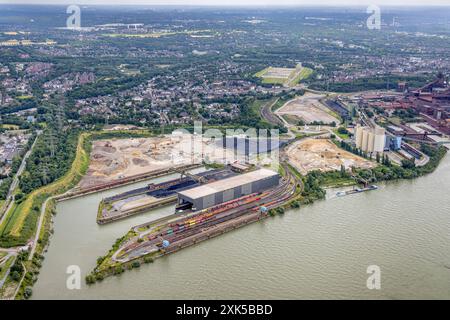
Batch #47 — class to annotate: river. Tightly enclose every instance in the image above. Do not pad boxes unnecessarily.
[32,155,450,299]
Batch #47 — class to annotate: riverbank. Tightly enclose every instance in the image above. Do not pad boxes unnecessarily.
[83,143,447,284]
[85,163,300,283]
[1,129,158,299]
[7,130,447,299]
[31,153,450,299]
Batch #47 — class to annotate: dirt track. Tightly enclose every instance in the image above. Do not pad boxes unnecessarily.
[79,135,235,188]
[276,93,340,124]
[286,138,375,175]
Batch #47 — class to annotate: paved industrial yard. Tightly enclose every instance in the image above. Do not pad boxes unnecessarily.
[114,194,159,212]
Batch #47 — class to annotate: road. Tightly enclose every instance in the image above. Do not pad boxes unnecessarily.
[260,98,284,127]
[28,194,57,261]
[10,262,26,300]
[0,132,41,225]
[0,132,40,298]
[0,253,16,289]
[415,151,430,167]
[0,247,22,253]
[260,98,297,140]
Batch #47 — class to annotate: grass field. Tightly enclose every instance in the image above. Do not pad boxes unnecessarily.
[104,32,176,38]
[12,132,90,237]
[0,129,156,247]
[16,95,33,100]
[254,67,294,85]
[333,128,350,140]
[0,132,90,246]
[0,202,24,238]
[253,67,270,78]
[320,176,356,188]
[103,30,214,39]
[254,65,313,87]
[261,77,287,85]
[0,252,7,261]
[0,124,20,130]
[272,96,290,111]
[0,256,15,281]
[282,114,301,125]
[291,67,314,85]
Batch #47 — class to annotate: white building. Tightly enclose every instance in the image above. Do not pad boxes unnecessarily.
[355,125,386,153]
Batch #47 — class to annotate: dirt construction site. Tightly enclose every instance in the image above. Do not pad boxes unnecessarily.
[79,134,235,188]
[286,138,375,175]
[275,93,340,125]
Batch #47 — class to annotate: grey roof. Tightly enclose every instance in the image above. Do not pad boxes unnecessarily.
[178,168,278,200]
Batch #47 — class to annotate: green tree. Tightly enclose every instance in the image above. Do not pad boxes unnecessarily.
[11,271,21,281]
[24,287,33,299]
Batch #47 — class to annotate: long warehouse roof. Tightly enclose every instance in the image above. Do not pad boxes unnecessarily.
[178,168,278,200]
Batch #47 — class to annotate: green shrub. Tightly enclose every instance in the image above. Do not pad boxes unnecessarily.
[144,256,154,264]
[290,200,300,209]
[85,274,96,284]
[24,287,33,299]
[115,265,124,274]
[11,271,21,281]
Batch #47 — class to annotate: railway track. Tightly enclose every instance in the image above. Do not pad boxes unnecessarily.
[113,163,299,263]
[261,98,284,127]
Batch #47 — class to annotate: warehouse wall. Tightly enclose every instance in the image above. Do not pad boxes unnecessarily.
[178,174,280,211]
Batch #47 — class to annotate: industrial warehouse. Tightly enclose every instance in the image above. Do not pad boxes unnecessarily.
[176,168,280,211]
[96,167,239,224]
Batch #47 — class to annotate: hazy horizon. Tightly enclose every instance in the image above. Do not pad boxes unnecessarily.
[1,0,450,7]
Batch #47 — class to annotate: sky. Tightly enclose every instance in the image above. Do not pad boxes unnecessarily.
[1,0,449,6]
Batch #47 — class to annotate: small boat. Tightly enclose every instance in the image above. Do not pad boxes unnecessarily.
[336,185,378,197]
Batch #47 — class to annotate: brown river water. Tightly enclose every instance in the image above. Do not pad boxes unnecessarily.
[32,155,450,299]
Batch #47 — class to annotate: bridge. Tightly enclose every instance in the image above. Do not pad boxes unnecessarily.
[176,169,207,184]
[401,132,444,138]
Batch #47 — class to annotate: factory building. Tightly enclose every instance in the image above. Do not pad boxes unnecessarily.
[177,168,280,211]
[385,136,402,151]
[355,125,386,153]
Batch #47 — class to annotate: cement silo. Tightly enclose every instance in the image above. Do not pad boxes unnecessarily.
[361,129,370,152]
[373,126,386,153]
[354,125,386,154]
[355,125,364,149]
[367,131,375,153]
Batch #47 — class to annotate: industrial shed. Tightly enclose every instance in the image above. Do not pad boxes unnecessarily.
[177,168,280,211]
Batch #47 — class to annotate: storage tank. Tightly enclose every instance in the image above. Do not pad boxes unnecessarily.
[162,240,170,248]
[355,125,364,149]
[373,126,386,153]
[361,129,369,152]
[367,131,375,153]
